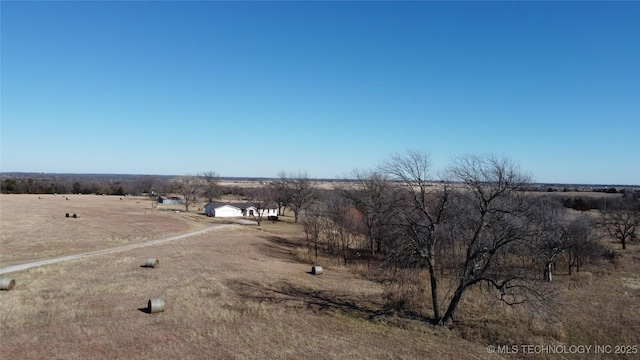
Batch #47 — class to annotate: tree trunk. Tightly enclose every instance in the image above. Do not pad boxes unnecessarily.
[428,255,442,324]
[370,228,375,256]
[427,257,441,323]
[544,261,553,282]
[442,284,465,325]
[314,240,318,260]
[568,257,573,275]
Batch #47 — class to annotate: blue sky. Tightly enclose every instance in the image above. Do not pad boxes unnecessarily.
[1,1,639,185]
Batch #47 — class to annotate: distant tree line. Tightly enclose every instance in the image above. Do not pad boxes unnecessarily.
[1,173,264,200]
[1,177,135,195]
[547,192,640,212]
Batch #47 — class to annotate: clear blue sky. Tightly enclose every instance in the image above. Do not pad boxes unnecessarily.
[1,1,639,185]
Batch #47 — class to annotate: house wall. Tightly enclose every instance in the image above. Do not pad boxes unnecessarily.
[259,208,277,216]
[158,197,182,205]
[205,203,277,218]
[210,205,242,217]
[244,207,278,217]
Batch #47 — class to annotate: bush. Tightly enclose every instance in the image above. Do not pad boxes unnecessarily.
[572,197,592,211]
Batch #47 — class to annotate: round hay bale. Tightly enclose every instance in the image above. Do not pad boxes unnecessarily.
[145,258,159,268]
[66,213,70,218]
[72,214,78,218]
[311,265,323,275]
[148,298,165,313]
[0,278,16,291]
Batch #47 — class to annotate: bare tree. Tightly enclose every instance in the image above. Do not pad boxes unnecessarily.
[201,171,221,204]
[566,214,603,274]
[138,176,158,196]
[287,172,317,223]
[340,169,397,255]
[173,175,205,212]
[440,154,538,324]
[325,192,362,265]
[321,216,339,258]
[246,185,275,226]
[301,211,323,260]
[270,171,292,216]
[381,150,451,323]
[383,152,547,325]
[528,199,570,282]
[599,203,639,250]
[136,176,167,202]
[527,200,601,281]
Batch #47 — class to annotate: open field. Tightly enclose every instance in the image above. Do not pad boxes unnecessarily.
[1,194,639,359]
[0,194,215,267]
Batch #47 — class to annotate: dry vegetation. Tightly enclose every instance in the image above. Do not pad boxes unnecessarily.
[0,194,209,267]
[1,194,638,359]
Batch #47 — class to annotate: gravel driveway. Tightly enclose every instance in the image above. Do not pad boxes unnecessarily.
[0,224,232,275]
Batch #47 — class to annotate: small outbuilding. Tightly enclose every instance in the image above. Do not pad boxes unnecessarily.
[157,196,183,205]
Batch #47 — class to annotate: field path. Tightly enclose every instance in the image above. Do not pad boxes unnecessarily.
[0,224,232,275]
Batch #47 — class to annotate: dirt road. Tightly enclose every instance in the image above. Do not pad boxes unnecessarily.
[0,224,232,275]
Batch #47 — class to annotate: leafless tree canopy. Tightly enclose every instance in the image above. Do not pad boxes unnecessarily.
[173,175,206,212]
[299,151,603,326]
[137,176,158,196]
[566,215,603,275]
[301,211,323,260]
[380,150,452,323]
[270,171,292,216]
[201,171,221,204]
[339,169,397,255]
[246,186,276,226]
[599,202,639,250]
[283,172,317,223]
[435,155,538,324]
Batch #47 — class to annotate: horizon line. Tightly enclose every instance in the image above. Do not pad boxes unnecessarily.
[1,171,638,188]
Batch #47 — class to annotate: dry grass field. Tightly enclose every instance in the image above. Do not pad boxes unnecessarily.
[1,194,638,359]
[0,194,210,267]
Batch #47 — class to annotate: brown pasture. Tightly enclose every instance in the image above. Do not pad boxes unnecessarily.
[0,194,492,359]
[1,194,638,359]
[0,194,208,267]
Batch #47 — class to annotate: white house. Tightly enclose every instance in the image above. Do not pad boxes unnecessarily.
[206,203,242,217]
[204,202,278,218]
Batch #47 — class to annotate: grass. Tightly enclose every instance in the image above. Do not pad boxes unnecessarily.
[1,194,639,359]
[0,194,205,266]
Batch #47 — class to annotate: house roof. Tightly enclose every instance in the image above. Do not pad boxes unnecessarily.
[206,202,241,210]
[205,201,277,210]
